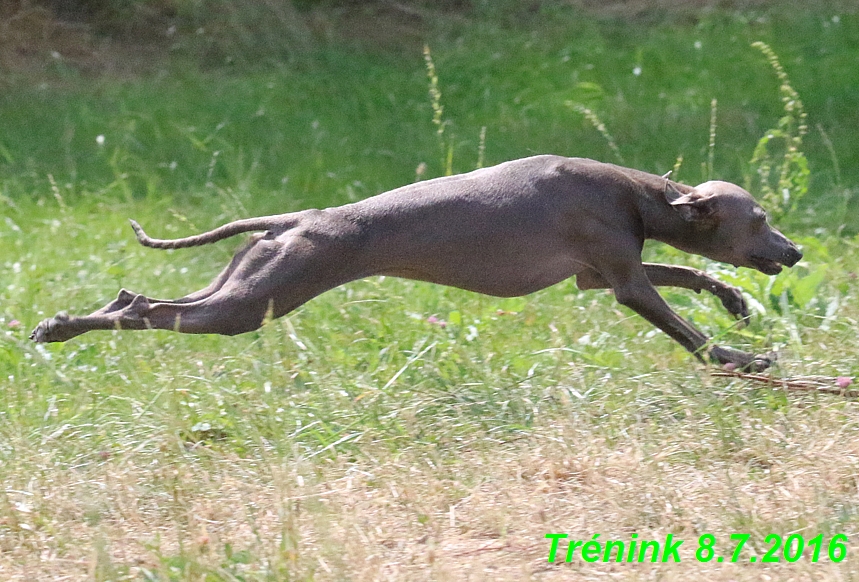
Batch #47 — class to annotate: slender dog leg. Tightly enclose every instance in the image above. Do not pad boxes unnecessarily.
[31,232,362,343]
[578,264,749,322]
[88,233,271,318]
[30,292,277,342]
[577,261,771,371]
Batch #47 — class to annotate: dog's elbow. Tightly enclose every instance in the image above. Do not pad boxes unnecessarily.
[612,282,659,312]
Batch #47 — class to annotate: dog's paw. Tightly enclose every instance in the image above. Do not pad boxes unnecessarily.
[715,285,749,324]
[744,351,777,373]
[710,346,776,373]
[30,312,72,343]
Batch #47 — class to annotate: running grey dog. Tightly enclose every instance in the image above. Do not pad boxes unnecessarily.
[31,155,802,371]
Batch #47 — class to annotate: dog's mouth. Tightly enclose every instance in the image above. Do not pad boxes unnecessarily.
[748,256,784,276]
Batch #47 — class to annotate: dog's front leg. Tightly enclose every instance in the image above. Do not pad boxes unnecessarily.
[579,264,749,322]
[641,263,749,324]
[581,265,773,371]
[616,278,772,371]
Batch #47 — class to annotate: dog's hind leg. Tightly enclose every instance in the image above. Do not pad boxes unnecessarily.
[31,231,363,342]
[85,233,270,319]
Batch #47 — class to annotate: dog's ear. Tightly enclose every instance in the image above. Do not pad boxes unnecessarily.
[666,186,718,223]
[663,180,685,204]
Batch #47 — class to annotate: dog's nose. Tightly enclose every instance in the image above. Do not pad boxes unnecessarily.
[784,245,802,267]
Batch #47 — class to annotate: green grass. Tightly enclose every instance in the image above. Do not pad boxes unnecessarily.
[3,3,859,580]
[3,5,859,226]
[4,199,859,579]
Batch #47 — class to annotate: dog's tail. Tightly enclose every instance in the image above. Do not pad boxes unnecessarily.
[130,216,293,249]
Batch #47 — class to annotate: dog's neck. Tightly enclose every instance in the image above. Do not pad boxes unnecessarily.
[636,178,701,248]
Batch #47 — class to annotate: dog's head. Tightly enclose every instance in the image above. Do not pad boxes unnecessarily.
[665,180,802,275]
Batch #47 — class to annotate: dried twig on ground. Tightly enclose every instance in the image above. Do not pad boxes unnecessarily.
[712,371,858,397]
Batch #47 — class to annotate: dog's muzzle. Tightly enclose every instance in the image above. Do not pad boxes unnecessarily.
[749,243,802,275]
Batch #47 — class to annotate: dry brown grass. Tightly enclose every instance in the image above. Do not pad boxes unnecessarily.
[3,383,858,580]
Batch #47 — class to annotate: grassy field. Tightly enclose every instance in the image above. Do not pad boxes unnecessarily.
[3,2,859,580]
